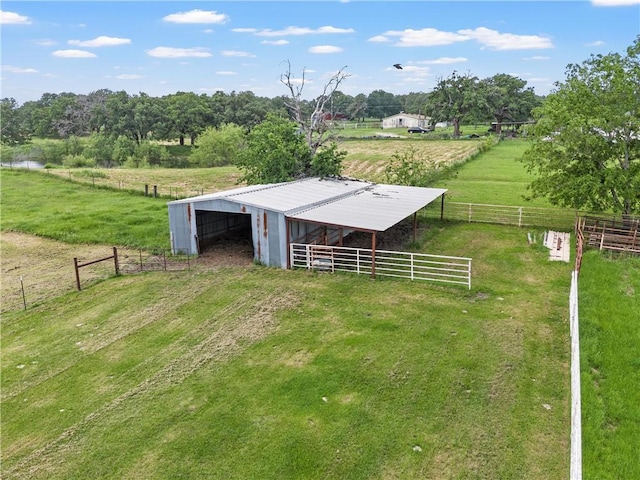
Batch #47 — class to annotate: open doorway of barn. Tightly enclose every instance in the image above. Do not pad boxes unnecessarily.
[195,210,254,266]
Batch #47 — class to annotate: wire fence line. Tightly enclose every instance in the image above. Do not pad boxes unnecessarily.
[1,247,195,313]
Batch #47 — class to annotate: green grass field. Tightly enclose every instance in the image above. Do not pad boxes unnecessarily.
[1,224,572,479]
[431,139,552,207]
[579,251,640,479]
[1,136,638,479]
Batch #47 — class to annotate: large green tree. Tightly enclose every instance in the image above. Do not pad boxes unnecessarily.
[1,98,30,145]
[366,90,402,120]
[482,74,540,134]
[424,71,487,137]
[522,37,640,215]
[191,123,245,167]
[235,114,344,184]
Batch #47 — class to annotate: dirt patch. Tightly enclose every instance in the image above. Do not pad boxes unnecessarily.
[0,232,139,312]
[195,238,254,267]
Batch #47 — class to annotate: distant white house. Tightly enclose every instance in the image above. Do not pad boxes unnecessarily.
[382,112,430,129]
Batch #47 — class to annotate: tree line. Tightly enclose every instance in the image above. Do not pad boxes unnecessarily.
[1,72,541,147]
[2,34,638,216]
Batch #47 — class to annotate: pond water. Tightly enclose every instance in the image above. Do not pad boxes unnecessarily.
[0,161,45,169]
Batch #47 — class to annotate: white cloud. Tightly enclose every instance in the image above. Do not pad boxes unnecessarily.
[52,49,97,58]
[220,50,256,57]
[146,47,212,58]
[308,45,343,54]
[203,29,214,34]
[382,28,469,47]
[523,55,550,61]
[116,74,144,80]
[162,9,229,24]
[2,65,38,73]
[585,40,605,47]
[592,0,640,5]
[68,36,131,47]
[35,39,57,46]
[379,27,553,50]
[420,57,468,65]
[368,35,389,43]
[253,26,355,37]
[0,10,31,25]
[216,71,238,76]
[458,27,554,50]
[261,39,289,46]
[232,28,257,33]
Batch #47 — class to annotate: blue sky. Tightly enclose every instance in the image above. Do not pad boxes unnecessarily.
[1,1,638,104]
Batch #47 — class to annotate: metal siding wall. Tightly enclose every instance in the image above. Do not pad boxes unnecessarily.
[169,199,289,267]
[168,203,192,254]
[252,208,268,266]
[268,210,286,268]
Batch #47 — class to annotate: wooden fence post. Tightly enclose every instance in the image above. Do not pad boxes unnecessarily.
[113,247,120,275]
[74,257,82,291]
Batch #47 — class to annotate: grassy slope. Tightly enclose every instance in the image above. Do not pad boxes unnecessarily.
[432,139,553,207]
[0,169,170,248]
[1,224,571,480]
[579,251,640,479]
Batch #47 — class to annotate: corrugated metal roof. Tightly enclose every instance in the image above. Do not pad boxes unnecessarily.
[288,184,447,232]
[169,177,447,232]
[168,177,368,212]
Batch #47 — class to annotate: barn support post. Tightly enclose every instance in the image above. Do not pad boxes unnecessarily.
[371,231,377,279]
[440,193,445,221]
[413,212,418,242]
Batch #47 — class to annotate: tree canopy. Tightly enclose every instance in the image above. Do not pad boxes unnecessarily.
[424,71,486,137]
[234,114,345,185]
[522,36,640,215]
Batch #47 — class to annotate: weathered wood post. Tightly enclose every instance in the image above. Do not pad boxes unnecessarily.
[74,257,82,291]
[113,247,120,275]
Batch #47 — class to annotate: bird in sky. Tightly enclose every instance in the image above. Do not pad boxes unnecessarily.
[393,63,403,70]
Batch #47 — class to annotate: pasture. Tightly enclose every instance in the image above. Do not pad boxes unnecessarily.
[41,138,486,194]
[2,223,571,479]
[1,137,638,479]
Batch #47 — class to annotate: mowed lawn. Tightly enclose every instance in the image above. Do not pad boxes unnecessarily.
[2,222,572,480]
[432,139,553,207]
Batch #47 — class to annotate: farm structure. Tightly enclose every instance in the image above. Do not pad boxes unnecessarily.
[381,112,431,130]
[167,177,447,269]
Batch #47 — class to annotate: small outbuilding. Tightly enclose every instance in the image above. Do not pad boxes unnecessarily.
[382,112,430,130]
[168,177,447,268]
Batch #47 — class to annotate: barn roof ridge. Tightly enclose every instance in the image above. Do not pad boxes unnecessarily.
[285,182,374,216]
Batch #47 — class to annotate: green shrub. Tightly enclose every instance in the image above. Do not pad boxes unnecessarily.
[62,154,96,168]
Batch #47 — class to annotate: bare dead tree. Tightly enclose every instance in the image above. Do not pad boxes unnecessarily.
[280,60,350,155]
